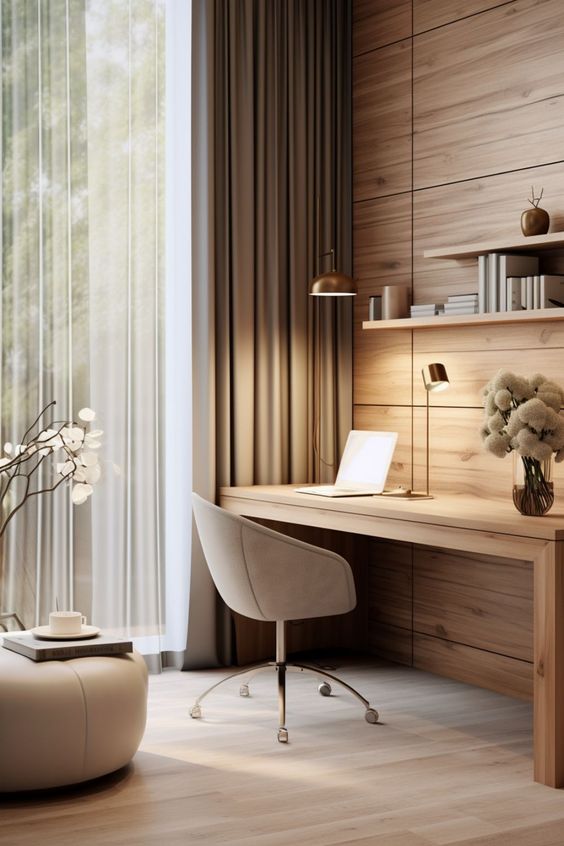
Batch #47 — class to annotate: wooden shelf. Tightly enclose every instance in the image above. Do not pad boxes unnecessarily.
[363,307,564,331]
[423,231,564,260]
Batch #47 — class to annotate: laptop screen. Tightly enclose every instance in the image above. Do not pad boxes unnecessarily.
[335,430,398,492]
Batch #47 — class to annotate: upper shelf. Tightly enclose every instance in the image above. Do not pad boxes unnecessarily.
[363,307,564,331]
[423,231,564,260]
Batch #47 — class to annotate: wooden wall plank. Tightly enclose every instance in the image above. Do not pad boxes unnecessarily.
[353,39,412,202]
[355,328,412,406]
[413,547,533,661]
[414,0,516,34]
[413,321,564,354]
[413,161,564,305]
[412,406,564,497]
[413,0,564,188]
[412,348,564,407]
[353,193,412,323]
[413,633,533,700]
[353,0,412,56]
[353,405,413,490]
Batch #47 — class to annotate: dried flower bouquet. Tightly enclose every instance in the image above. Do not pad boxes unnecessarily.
[481,371,564,515]
[0,401,103,537]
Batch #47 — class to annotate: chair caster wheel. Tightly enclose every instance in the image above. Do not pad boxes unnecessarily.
[277,727,289,743]
[365,708,379,724]
[239,684,250,697]
[318,682,332,697]
[190,705,202,719]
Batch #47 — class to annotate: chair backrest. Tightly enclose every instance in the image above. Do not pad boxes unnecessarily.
[191,493,356,623]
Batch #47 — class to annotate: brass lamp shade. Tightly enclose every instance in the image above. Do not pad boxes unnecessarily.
[422,362,449,392]
[310,270,356,297]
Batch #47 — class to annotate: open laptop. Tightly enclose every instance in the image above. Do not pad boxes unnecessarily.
[295,430,398,497]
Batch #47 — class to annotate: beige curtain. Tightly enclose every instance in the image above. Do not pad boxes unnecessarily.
[187,0,352,667]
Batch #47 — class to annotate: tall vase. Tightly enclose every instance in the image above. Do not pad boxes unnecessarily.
[512,453,554,516]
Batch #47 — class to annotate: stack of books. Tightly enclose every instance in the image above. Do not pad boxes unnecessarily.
[410,303,444,318]
[478,253,539,312]
[506,275,564,310]
[443,294,479,315]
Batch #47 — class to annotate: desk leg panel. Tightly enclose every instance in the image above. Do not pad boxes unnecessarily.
[534,540,564,788]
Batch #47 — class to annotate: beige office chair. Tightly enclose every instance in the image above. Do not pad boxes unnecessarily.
[191,493,379,742]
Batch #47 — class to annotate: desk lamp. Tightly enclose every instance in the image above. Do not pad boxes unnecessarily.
[383,361,450,500]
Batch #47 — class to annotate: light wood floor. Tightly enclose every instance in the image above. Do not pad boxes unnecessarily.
[2,655,564,845]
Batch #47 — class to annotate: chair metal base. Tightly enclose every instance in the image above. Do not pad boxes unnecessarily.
[190,628,380,743]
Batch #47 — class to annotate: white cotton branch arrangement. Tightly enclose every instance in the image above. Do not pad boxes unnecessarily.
[0,401,104,537]
[481,371,564,462]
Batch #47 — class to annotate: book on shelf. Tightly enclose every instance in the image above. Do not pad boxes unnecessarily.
[1,633,133,662]
[368,296,382,321]
[506,277,524,311]
[443,306,479,315]
[478,255,487,314]
[446,293,478,303]
[499,254,538,311]
[487,253,499,312]
[540,275,564,308]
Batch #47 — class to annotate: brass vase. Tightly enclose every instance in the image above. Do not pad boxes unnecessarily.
[512,453,554,516]
[521,206,550,237]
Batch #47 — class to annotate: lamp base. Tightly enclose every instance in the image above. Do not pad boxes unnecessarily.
[380,487,434,500]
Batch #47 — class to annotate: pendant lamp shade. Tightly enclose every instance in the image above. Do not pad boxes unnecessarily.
[310,270,356,296]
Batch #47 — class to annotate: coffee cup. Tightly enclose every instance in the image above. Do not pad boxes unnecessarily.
[49,611,87,635]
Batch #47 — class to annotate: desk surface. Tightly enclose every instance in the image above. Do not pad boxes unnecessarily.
[220,485,564,542]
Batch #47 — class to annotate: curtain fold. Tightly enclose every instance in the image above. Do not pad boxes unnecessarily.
[188,0,352,667]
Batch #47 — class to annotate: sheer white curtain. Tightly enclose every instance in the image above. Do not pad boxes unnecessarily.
[0,0,190,663]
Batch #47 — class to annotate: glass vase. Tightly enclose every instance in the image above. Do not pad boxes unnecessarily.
[512,453,554,516]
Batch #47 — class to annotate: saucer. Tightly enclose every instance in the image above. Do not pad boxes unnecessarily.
[31,625,101,640]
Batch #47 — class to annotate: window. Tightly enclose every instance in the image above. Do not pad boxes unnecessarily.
[0,0,191,659]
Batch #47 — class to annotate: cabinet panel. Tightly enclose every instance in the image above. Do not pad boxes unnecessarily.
[413,0,564,188]
[414,547,533,661]
[414,633,533,700]
[353,39,412,201]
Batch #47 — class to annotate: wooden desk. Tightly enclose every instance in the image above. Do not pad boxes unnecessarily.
[219,485,564,788]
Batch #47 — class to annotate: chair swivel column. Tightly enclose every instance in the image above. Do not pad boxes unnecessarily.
[276,620,288,743]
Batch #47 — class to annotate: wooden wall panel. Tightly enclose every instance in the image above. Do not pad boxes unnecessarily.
[412,406,564,497]
[353,193,412,322]
[355,328,412,406]
[353,0,412,56]
[413,321,564,354]
[414,0,515,34]
[413,161,564,305]
[413,547,533,661]
[353,39,412,202]
[413,633,533,700]
[412,347,564,408]
[353,405,412,490]
[413,0,564,188]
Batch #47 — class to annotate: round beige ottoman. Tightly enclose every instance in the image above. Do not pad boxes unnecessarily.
[0,646,148,792]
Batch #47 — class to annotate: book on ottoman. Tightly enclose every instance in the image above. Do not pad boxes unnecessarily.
[1,633,133,661]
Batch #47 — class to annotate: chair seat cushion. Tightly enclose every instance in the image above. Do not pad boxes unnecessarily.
[0,645,148,792]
